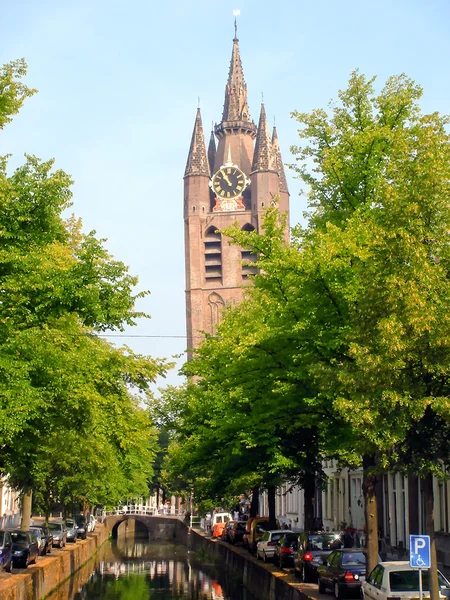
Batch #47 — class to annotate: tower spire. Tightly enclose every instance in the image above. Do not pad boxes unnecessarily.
[252,103,276,172]
[272,125,289,193]
[184,108,210,177]
[221,35,252,126]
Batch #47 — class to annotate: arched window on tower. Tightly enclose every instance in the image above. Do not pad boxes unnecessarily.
[241,223,258,280]
[204,226,222,283]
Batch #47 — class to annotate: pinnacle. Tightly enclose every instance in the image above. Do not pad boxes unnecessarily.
[272,126,289,193]
[184,108,210,178]
[208,130,216,175]
[252,103,276,172]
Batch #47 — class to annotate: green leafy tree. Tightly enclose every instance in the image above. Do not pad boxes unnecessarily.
[0,60,170,523]
[290,71,450,589]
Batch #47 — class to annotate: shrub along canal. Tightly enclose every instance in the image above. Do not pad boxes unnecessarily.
[47,534,259,600]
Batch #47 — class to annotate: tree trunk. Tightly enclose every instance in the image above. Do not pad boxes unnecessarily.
[250,486,259,518]
[362,454,379,574]
[423,474,439,600]
[303,471,316,531]
[267,485,277,528]
[21,488,32,530]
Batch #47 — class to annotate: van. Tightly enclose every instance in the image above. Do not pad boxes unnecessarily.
[211,512,232,538]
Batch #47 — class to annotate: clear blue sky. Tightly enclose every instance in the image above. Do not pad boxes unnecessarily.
[2,0,449,388]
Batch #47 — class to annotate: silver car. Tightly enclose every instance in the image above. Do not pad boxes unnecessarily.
[47,521,67,548]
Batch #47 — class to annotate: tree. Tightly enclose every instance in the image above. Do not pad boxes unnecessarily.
[290,71,450,588]
[0,60,170,522]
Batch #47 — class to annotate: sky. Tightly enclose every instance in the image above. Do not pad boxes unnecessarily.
[2,0,450,389]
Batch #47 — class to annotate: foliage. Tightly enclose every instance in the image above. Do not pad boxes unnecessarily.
[0,59,170,511]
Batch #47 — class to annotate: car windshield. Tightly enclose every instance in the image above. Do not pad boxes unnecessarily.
[66,520,74,527]
[270,533,284,542]
[342,552,366,566]
[10,532,28,543]
[48,523,62,531]
[308,534,341,550]
[390,571,450,592]
[237,523,246,531]
[30,528,42,538]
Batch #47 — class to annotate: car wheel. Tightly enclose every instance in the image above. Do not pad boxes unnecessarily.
[263,551,268,563]
[303,566,309,583]
[5,560,11,573]
[334,581,342,599]
[318,577,326,593]
[31,554,37,565]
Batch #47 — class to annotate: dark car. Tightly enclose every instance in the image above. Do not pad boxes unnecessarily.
[221,520,234,543]
[294,531,343,582]
[66,518,78,543]
[74,515,87,540]
[48,520,67,548]
[318,548,374,599]
[30,525,53,555]
[0,530,13,572]
[229,521,247,545]
[273,532,299,568]
[10,530,39,568]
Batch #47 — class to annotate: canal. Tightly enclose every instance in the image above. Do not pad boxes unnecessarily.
[46,533,259,600]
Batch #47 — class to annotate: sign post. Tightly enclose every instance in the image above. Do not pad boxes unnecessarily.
[409,535,431,600]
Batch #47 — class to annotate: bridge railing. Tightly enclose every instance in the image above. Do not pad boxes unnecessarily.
[101,506,186,520]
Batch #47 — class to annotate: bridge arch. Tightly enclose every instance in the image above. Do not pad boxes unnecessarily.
[104,514,188,544]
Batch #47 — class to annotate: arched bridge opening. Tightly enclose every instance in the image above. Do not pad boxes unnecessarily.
[104,514,188,545]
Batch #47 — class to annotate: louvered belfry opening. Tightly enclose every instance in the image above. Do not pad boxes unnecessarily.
[241,224,257,280]
[204,227,222,282]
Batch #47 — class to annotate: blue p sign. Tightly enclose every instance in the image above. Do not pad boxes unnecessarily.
[409,535,431,569]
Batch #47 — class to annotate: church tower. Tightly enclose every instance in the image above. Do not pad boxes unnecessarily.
[184,28,290,353]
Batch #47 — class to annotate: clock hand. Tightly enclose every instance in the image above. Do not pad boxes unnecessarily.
[222,172,232,186]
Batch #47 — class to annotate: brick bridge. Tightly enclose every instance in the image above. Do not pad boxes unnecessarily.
[103,513,188,542]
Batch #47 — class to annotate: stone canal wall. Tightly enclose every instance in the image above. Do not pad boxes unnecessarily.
[188,528,314,600]
[0,525,108,600]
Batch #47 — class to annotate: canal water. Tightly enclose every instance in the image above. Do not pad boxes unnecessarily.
[46,534,259,600]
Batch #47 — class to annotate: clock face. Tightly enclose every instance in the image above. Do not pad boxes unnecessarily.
[212,166,247,199]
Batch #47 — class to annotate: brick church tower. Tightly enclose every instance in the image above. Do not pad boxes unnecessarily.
[184,29,290,353]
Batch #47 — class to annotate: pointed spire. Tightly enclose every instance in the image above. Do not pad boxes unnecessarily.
[208,129,216,175]
[272,125,289,193]
[222,37,251,124]
[252,103,276,172]
[185,108,210,177]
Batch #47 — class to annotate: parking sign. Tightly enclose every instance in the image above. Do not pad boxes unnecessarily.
[409,535,431,569]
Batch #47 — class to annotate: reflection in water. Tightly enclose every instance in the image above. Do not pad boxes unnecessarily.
[55,534,258,600]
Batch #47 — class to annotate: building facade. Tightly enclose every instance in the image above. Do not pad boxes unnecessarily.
[184,29,289,353]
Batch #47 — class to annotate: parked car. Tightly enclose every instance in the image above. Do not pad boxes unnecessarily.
[10,530,39,568]
[211,512,232,538]
[221,520,234,543]
[273,532,299,568]
[35,524,53,554]
[318,548,375,599]
[229,521,247,545]
[362,561,450,600]
[74,515,87,540]
[48,520,67,548]
[0,530,13,572]
[245,517,281,553]
[66,518,78,543]
[294,531,343,582]
[30,526,46,556]
[256,529,290,562]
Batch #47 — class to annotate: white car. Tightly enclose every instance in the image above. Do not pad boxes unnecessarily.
[362,561,450,600]
[256,529,292,562]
